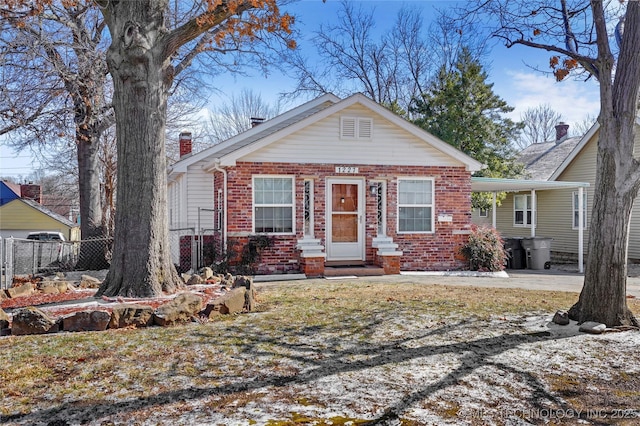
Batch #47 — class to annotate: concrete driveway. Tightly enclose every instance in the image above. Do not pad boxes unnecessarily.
[257,268,640,298]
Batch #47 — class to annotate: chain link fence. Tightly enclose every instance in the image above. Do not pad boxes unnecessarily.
[1,228,222,289]
[0,236,113,290]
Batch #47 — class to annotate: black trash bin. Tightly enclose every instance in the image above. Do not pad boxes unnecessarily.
[504,238,526,269]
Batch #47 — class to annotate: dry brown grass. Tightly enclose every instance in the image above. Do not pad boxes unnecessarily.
[1,280,639,425]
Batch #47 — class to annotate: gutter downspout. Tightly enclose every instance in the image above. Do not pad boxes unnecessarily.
[213,159,228,253]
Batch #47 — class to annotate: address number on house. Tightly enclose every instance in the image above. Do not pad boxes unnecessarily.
[335,166,359,174]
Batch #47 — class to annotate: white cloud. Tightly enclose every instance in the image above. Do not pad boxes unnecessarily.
[499,70,601,126]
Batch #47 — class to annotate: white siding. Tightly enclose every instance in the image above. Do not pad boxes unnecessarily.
[628,131,640,259]
[168,180,179,228]
[186,163,215,231]
[241,104,462,167]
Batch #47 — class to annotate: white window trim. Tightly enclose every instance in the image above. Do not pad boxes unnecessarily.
[252,175,296,235]
[397,177,435,234]
[340,116,373,140]
[513,194,532,228]
[478,208,488,218]
[572,191,588,230]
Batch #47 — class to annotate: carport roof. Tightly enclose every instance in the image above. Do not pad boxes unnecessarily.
[471,177,590,193]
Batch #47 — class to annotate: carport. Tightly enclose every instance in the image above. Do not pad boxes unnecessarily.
[471,177,590,273]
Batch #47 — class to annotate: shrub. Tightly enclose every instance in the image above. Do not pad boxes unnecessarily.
[460,226,507,272]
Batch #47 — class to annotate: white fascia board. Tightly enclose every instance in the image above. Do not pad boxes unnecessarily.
[171,93,341,172]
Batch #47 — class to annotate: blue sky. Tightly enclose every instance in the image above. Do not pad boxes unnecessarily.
[213,0,600,125]
[0,0,601,179]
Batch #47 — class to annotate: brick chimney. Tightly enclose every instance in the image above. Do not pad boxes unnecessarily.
[20,183,42,203]
[555,122,569,144]
[179,131,192,158]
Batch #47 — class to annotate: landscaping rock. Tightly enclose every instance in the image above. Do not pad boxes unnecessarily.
[552,310,570,325]
[0,290,7,301]
[153,293,204,326]
[11,306,59,335]
[579,321,607,334]
[187,274,205,285]
[5,283,35,299]
[201,288,247,318]
[40,284,60,295]
[79,275,102,289]
[63,310,111,332]
[201,267,214,280]
[233,276,253,290]
[0,308,9,330]
[220,273,235,288]
[109,304,154,329]
[6,283,35,299]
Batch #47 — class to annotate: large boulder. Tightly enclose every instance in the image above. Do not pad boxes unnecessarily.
[62,310,111,332]
[0,308,9,331]
[201,287,247,318]
[153,293,204,326]
[109,304,154,329]
[6,283,35,299]
[11,306,59,335]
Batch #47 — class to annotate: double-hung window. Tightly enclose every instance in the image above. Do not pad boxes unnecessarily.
[253,176,294,234]
[573,191,588,229]
[398,178,434,233]
[514,194,532,226]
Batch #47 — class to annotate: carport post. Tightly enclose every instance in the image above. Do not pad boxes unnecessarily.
[578,186,584,273]
[530,189,536,237]
[492,191,497,228]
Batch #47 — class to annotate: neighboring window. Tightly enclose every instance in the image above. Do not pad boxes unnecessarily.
[514,194,532,226]
[479,208,488,218]
[398,178,434,233]
[573,191,588,229]
[253,176,294,234]
[341,116,373,140]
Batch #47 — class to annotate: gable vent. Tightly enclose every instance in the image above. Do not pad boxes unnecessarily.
[341,117,356,138]
[341,116,372,140]
[358,118,372,139]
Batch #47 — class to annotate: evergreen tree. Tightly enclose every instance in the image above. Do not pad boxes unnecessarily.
[411,49,523,197]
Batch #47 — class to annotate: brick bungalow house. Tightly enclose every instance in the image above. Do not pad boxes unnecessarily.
[167,93,483,276]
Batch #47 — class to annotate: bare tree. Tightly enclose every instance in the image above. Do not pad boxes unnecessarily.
[285,0,437,115]
[456,0,639,326]
[571,114,598,138]
[204,88,283,144]
[1,4,112,269]
[518,104,564,148]
[1,0,297,298]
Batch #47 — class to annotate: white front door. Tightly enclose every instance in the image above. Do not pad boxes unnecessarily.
[326,178,365,262]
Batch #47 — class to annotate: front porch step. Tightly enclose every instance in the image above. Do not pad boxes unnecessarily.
[323,265,385,277]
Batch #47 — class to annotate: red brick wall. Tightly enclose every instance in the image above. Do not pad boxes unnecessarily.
[214,162,472,273]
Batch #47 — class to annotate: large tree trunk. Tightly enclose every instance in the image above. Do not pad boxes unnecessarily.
[97,0,181,297]
[569,136,639,326]
[568,1,640,327]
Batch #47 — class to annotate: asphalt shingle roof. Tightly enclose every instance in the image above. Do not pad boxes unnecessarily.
[518,136,582,181]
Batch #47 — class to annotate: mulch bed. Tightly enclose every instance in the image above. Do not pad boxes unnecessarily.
[2,284,227,320]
